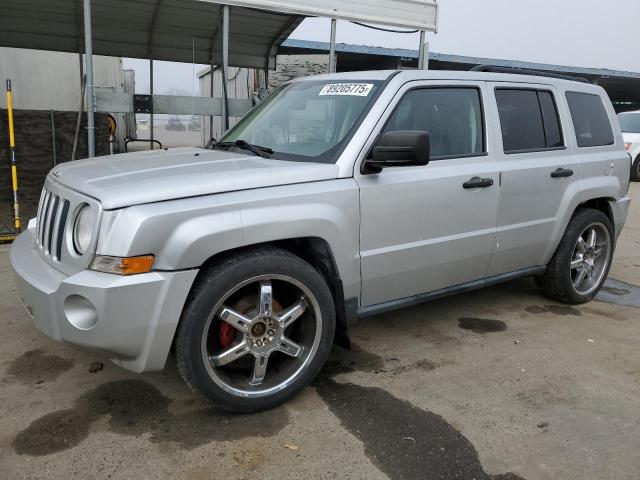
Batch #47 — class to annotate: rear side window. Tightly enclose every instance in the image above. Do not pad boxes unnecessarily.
[495,89,564,153]
[566,92,614,147]
[383,88,485,159]
[538,91,564,148]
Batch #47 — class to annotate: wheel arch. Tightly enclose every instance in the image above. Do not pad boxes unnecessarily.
[188,238,353,349]
[578,197,615,225]
[541,192,617,267]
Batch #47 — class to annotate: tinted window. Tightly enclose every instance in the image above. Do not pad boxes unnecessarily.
[383,88,484,158]
[538,91,564,148]
[495,89,564,153]
[566,92,614,147]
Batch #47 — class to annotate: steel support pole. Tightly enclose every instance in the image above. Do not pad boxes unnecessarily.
[150,58,154,150]
[221,5,230,132]
[418,31,429,70]
[83,0,96,158]
[329,18,337,73]
[210,56,215,140]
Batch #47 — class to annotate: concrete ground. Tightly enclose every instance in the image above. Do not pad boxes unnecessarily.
[1,185,640,480]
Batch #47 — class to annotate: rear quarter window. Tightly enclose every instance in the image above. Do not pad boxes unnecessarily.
[565,92,614,147]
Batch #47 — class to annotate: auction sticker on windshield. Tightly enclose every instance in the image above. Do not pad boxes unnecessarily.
[319,83,374,96]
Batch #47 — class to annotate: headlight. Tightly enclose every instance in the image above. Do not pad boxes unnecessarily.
[73,205,96,254]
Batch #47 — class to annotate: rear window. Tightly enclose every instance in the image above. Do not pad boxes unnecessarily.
[566,92,614,147]
[495,89,564,153]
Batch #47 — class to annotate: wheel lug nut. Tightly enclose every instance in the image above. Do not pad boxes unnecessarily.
[267,329,275,336]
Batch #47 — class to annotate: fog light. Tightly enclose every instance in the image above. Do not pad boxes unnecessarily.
[64,295,98,330]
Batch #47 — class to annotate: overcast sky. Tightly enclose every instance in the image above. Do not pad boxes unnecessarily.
[124,0,640,94]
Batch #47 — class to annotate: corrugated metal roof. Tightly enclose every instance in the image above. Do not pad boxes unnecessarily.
[216,0,438,31]
[0,1,438,68]
[280,39,640,80]
[0,0,302,68]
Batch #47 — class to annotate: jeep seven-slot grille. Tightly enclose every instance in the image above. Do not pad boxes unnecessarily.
[36,188,70,261]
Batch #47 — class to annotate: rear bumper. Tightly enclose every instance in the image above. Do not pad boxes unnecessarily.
[609,196,631,241]
[10,227,198,372]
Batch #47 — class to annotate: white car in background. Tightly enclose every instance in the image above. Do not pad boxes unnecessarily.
[619,111,640,181]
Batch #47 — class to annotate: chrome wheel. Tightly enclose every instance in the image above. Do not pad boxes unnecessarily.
[200,274,323,398]
[570,222,611,296]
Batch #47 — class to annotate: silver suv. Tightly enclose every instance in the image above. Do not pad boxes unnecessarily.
[11,70,631,412]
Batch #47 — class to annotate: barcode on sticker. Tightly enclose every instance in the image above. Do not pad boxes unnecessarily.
[319,83,373,97]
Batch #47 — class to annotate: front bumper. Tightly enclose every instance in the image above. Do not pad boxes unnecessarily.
[10,227,198,372]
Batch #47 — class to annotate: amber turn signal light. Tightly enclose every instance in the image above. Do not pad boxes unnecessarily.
[90,255,155,275]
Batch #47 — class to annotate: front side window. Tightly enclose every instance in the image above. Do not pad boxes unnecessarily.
[218,80,382,163]
[495,89,564,153]
[382,88,485,159]
[566,92,614,147]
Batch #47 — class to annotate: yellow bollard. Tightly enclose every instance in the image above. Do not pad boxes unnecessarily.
[6,79,20,232]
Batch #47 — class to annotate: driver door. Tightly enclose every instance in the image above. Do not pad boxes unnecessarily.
[356,81,500,307]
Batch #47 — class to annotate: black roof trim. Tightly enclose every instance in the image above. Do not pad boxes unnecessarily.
[470,65,590,84]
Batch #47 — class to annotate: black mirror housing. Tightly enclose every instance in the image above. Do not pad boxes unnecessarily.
[363,131,430,174]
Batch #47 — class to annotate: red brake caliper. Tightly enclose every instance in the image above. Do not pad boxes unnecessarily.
[219,322,236,349]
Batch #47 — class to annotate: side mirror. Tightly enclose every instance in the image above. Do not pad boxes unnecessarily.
[362,131,430,174]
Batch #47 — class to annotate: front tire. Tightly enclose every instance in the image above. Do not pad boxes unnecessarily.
[536,208,614,304]
[175,247,335,413]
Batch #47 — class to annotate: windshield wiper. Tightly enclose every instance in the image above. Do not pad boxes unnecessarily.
[216,139,273,158]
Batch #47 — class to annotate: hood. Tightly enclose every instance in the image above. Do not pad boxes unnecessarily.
[52,147,340,209]
[622,132,640,144]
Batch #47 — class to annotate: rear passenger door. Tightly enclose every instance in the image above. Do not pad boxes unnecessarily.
[486,83,581,276]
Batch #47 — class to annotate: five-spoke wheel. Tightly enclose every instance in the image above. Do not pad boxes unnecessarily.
[569,223,611,296]
[202,275,321,394]
[537,208,614,304]
[176,247,335,412]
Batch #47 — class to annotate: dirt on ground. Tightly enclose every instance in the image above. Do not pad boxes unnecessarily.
[1,184,639,480]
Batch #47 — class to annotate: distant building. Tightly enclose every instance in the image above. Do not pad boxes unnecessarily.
[198,40,640,141]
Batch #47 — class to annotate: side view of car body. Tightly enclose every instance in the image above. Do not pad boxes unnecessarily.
[618,110,640,181]
[11,70,631,412]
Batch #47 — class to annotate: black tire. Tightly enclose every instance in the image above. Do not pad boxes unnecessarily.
[631,155,640,182]
[175,246,335,413]
[536,208,614,304]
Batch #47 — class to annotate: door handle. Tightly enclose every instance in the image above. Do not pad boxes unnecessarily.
[550,167,574,178]
[463,177,494,189]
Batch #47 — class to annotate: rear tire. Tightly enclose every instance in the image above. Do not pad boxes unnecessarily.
[631,155,640,182]
[175,247,335,413]
[536,208,613,304]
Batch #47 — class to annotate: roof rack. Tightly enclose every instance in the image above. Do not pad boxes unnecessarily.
[470,65,591,84]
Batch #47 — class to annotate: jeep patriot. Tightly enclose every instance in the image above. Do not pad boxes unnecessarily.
[11,70,631,412]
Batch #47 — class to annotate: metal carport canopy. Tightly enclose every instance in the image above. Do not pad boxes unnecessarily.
[0,0,438,69]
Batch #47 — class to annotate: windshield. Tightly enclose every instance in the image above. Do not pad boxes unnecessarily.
[619,113,640,133]
[218,80,383,163]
